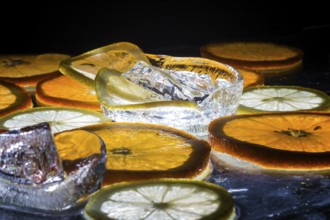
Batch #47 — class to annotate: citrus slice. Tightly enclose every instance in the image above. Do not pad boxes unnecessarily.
[238,85,330,114]
[59,42,150,87]
[84,179,236,220]
[209,112,330,173]
[0,107,109,133]
[35,74,101,111]
[80,122,211,185]
[200,42,303,76]
[0,54,70,90]
[237,68,264,88]
[0,80,33,117]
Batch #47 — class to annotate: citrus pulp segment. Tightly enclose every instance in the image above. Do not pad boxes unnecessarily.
[209,112,330,172]
[84,179,235,220]
[238,85,330,113]
[0,80,33,117]
[35,74,101,111]
[59,42,150,87]
[0,107,109,133]
[80,122,212,185]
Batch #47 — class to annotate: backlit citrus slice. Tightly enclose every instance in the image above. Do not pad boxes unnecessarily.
[84,179,236,220]
[209,112,330,173]
[238,86,330,114]
[200,42,303,76]
[80,122,212,185]
[237,68,264,88]
[0,80,32,117]
[0,107,109,133]
[35,74,101,111]
[59,42,150,87]
[0,54,70,90]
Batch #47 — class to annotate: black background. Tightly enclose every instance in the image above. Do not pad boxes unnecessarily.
[1,1,329,65]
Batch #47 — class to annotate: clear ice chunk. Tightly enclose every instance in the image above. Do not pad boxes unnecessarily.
[0,123,106,211]
[0,123,63,185]
[125,61,213,104]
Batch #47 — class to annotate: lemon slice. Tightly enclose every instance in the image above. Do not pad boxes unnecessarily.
[80,122,212,185]
[59,42,150,87]
[238,86,330,114]
[209,112,330,173]
[0,107,109,133]
[35,74,101,111]
[0,54,69,90]
[84,179,236,220]
[0,80,33,117]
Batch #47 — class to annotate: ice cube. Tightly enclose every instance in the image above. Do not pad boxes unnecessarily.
[0,123,64,185]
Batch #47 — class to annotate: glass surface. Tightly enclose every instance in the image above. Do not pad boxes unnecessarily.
[101,55,244,138]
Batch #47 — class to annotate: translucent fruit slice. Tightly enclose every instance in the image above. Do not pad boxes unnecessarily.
[209,112,330,173]
[35,74,101,111]
[0,107,109,133]
[0,54,70,90]
[59,42,150,87]
[84,179,236,220]
[80,122,212,185]
[0,80,33,117]
[238,85,330,114]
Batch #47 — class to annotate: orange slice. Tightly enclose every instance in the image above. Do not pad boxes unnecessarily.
[200,42,303,76]
[35,74,101,111]
[0,80,32,117]
[79,122,212,185]
[237,68,264,88]
[209,112,330,173]
[0,54,70,91]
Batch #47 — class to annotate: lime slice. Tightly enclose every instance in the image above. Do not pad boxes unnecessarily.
[59,42,150,87]
[238,85,330,113]
[0,107,109,133]
[84,179,236,220]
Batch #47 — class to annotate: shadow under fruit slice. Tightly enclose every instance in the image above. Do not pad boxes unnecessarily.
[84,179,236,220]
[35,74,101,111]
[0,80,32,117]
[80,122,212,185]
[209,112,330,173]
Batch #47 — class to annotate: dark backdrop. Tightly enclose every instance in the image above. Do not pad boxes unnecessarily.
[1,1,329,67]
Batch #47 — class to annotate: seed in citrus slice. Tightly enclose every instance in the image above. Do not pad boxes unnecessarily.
[237,68,264,88]
[0,80,33,117]
[238,85,330,114]
[35,74,101,111]
[84,179,236,220]
[0,107,109,133]
[209,112,330,173]
[200,42,303,76]
[80,122,212,185]
[0,54,70,90]
[59,42,150,87]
